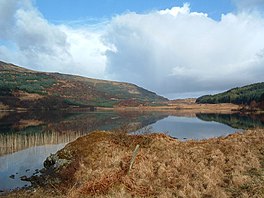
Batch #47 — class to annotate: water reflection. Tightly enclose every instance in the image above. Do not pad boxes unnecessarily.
[0,111,263,157]
[0,110,167,191]
[196,113,264,129]
[141,116,240,140]
[0,110,263,191]
[0,144,66,191]
[0,111,166,156]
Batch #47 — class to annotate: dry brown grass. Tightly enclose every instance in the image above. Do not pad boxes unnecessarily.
[17,119,44,129]
[0,103,9,110]
[2,129,264,198]
[12,90,44,101]
[0,111,9,119]
[111,103,240,114]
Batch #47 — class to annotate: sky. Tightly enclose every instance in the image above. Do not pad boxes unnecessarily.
[0,0,264,99]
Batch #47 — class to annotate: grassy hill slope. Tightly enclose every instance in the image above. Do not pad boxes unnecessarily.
[196,82,264,109]
[0,61,168,110]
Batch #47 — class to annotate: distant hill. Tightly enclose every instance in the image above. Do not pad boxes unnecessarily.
[0,61,168,110]
[169,98,196,105]
[196,82,264,109]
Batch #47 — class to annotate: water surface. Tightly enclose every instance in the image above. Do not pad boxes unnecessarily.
[0,110,263,191]
[144,116,240,140]
[0,144,65,191]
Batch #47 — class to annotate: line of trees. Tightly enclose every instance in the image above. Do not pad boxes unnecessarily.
[196,82,264,107]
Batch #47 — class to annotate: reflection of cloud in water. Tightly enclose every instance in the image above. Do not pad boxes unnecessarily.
[0,111,167,156]
[147,116,240,140]
[0,144,66,191]
[1,111,263,191]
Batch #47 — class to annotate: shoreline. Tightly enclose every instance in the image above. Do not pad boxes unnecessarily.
[2,128,263,197]
[98,103,240,113]
[2,102,263,115]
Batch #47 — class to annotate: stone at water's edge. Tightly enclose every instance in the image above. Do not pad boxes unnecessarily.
[44,153,71,171]
[26,153,72,187]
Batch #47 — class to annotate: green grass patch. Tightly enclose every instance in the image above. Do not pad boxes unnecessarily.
[0,72,57,95]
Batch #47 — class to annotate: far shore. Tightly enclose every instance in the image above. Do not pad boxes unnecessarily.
[98,102,240,113]
[2,102,264,115]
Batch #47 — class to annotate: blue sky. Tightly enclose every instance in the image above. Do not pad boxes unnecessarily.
[34,0,235,22]
[0,0,264,98]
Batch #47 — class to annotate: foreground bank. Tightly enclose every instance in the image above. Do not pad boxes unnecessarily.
[2,128,264,198]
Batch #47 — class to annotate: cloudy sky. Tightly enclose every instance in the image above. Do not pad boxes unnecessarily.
[0,0,264,99]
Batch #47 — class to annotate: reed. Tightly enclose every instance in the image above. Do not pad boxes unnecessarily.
[0,130,83,156]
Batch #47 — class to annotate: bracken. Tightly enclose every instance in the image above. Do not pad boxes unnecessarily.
[2,129,264,198]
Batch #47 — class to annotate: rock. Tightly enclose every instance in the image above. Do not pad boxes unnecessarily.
[9,175,15,179]
[43,153,71,171]
[20,175,28,181]
[27,153,72,187]
[39,168,46,173]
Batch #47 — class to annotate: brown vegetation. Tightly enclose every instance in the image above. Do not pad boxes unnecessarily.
[13,90,44,101]
[17,119,44,129]
[0,110,168,156]
[0,61,167,110]
[111,102,240,114]
[0,130,82,156]
[169,98,196,104]
[0,111,9,119]
[3,128,264,198]
[0,103,9,110]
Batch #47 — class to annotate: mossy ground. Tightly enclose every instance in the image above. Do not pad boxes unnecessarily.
[2,129,264,198]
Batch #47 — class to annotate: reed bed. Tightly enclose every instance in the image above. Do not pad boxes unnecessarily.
[0,130,83,156]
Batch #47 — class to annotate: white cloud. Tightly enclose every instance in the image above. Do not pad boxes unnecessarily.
[159,3,208,18]
[0,1,264,98]
[159,3,190,16]
[58,25,107,76]
[0,0,107,78]
[104,4,264,97]
[0,0,18,38]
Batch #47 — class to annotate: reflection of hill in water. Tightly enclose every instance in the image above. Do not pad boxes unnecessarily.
[0,111,166,156]
[196,113,264,129]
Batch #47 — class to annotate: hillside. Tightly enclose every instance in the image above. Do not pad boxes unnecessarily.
[0,61,168,110]
[196,82,264,109]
